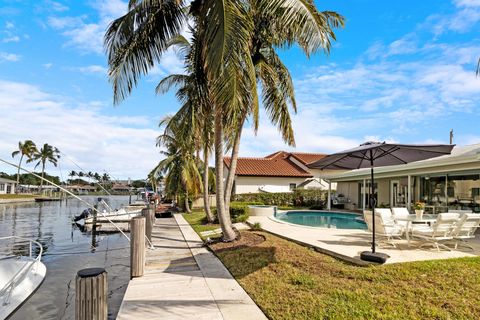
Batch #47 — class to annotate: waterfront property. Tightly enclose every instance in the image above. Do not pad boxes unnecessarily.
[223,151,333,194]
[0,177,17,194]
[317,144,480,212]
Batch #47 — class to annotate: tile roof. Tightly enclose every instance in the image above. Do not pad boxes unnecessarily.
[224,152,314,177]
[289,152,328,165]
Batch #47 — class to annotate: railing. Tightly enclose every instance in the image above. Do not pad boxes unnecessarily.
[0,236,44,306]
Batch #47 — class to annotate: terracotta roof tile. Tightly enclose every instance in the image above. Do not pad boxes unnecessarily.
[289,152,328,165]
[224,152,313,177]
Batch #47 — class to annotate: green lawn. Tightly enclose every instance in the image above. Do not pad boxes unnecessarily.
[0,194,36,199]
[182,209,221,239]
[186,211,480,319]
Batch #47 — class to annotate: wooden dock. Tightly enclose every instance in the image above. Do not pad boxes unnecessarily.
[117,214,267,320]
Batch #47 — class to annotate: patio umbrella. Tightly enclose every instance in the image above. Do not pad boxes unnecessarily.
[308,141,454,263]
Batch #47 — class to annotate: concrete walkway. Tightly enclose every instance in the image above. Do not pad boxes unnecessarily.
[248,215,480,265]
[117,215,267,320]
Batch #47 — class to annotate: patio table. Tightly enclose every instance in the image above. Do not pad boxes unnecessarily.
[395,214,437,244]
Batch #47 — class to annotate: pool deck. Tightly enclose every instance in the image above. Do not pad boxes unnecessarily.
[117,214,267,320]
[248,215,480,265]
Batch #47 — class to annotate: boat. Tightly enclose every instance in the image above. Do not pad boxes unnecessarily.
[73,200,145,224]
[0,236,46,320]
[34,197,62,202]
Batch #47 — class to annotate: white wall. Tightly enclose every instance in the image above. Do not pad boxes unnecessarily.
[0,182,15,194]
[234,176,308,194]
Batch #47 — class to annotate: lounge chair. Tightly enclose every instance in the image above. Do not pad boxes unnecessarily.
[411,213,460,251]
[448,213,480,250]
[391,207,410,229]
[364,209,404,248]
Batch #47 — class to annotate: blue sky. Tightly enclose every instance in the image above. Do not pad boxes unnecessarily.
[0,0,479,179]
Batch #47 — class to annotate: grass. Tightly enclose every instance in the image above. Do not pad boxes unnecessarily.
[185,211,480,319]
[182,209,221,240]
[0,194,36,199]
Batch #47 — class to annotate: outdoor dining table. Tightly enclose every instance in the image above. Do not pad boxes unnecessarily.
[395,214,437,244]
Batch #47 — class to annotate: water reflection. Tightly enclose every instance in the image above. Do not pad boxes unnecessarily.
[0,196,131,320]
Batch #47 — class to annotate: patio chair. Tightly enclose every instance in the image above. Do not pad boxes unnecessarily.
[364,210,404,248]
[391,207,410,229]
[411,213,460,251]
[448,213,480,250]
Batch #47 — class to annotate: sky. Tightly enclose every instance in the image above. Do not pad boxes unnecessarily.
[0,0,479,180]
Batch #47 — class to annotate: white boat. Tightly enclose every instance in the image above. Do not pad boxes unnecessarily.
[0,236,46,320]
[74,199,145,224]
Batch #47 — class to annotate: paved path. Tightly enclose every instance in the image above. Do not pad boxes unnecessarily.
[117,215,266,320]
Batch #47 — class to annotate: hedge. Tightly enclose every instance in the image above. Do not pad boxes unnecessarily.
[233,189,327,207]
[214,201,263,223]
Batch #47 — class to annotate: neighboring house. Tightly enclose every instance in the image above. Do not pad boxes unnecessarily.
[66,184,96,195]
[323,144,480,212]
[223,151,329,195]
[111,183,131,193]
[0,177,17,194]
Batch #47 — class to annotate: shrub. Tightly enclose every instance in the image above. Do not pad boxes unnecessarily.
[213,201,262,223]
[234,189,327,207]
[251,222,262,231]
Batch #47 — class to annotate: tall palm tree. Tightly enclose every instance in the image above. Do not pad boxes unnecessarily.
[11,140,37,191]
[105,0,344,241]
[27,143,60,193]
[224,2,344,213]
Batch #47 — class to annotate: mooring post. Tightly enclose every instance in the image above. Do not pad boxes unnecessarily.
[130,216,146,278]
[75,267,108,320]
[142,208,153,244]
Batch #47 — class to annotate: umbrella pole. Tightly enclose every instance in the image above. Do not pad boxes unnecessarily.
[370,161,376,253]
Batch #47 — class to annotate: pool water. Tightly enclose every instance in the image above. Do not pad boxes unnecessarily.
[275,211,367,230]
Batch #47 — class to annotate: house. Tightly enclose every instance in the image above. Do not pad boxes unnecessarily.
[223,151,330,195]
[321,144,480,212]
[111,183,131,193]
[0,177,17,194]
[66,184,96,195]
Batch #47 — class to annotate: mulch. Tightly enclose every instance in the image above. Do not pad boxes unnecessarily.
[209,231,266,253]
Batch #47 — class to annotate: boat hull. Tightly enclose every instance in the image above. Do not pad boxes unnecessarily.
[0,257,46,320]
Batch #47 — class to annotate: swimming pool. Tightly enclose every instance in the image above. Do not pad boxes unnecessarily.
[274,210,367,230]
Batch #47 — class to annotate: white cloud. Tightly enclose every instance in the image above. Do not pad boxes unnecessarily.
[77,65,108,74]
[3,36,20,43]
[47,1,128,54]
[46,0,69,12]
[5,22,14,29]
[0,80,160,179]
[0,52,20,62]
[43,62,53,69]
[427,0,480,35]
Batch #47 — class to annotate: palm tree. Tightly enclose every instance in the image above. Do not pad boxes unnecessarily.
[27,143,60,193]
[155,117,202,213]
[105,0,344,241]
[11,140,37,191]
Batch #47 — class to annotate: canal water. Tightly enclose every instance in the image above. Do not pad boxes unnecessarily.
[0,196,132,320]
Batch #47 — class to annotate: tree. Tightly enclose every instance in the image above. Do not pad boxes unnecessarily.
[27,143,60,192]
[11,140,37,192]
[105,0,344,241]
[155,117,202,213]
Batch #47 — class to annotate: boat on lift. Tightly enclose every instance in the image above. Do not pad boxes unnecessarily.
[73,199,145,224]
[0,236,46,320]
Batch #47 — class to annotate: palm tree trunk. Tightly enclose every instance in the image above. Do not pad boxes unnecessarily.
[184,192,192,213]
[15,154,23,193]
[214,107,236,241]
[203,148,214,223]
[40,161,45,194]
[224,118,245,214]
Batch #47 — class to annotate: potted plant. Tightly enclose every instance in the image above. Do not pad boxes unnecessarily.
[413,201,425,218]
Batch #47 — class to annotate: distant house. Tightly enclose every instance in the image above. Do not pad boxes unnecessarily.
[111,183,131,193]
[0,177,17,194]
[223,151,330,195]
[66,184,96,195]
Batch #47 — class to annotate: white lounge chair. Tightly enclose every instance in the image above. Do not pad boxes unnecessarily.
[411,213,460,251]
[391,207,410,229]
[448,213,480,250]
[364,209,404,248]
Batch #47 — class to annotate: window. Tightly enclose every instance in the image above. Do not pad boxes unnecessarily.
[289,183,296,191]
[0,184,4,191]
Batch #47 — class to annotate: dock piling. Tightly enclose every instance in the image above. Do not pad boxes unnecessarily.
[130,216,146,278]
[75,267,108,320]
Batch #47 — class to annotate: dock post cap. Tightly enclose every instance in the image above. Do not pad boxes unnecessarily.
[77,267,106,278]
